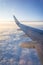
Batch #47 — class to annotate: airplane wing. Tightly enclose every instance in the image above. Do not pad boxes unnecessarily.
[13,16,43,65]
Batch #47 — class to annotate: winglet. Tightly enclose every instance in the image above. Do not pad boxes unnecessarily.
[13,15,20,25]
[13,15,18,22]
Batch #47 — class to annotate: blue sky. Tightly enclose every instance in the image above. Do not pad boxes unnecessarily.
[0,0,43,21]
